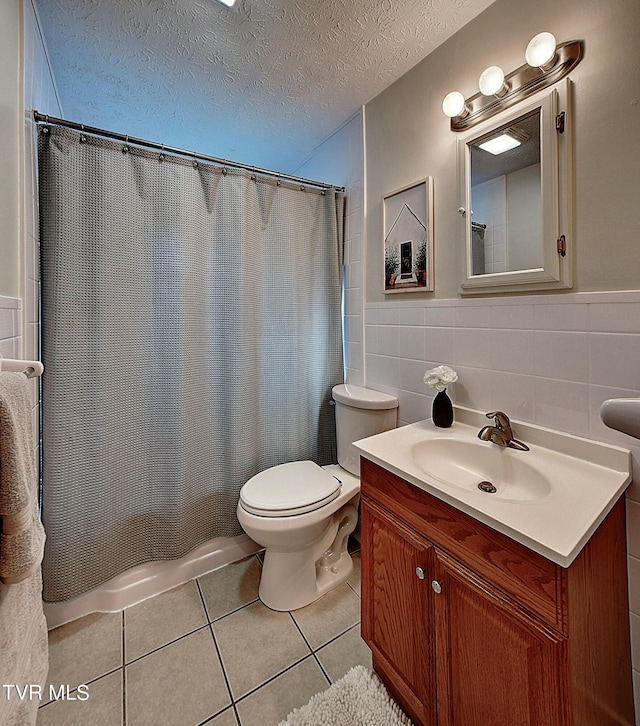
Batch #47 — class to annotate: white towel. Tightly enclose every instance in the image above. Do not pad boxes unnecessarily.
[0,372,48,726]
[0,372,46,584]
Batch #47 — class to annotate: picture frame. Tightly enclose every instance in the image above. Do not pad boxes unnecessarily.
[383,177,434,293]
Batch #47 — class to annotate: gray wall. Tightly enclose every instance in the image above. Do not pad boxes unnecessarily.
[365,0,640,300]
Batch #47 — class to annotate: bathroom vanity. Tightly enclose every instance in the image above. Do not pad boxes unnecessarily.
[355,410,635,725]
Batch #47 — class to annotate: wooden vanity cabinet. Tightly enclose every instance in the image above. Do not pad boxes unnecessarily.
[360,457,634,726]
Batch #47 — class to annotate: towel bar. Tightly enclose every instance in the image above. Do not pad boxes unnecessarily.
[0,354,44,379]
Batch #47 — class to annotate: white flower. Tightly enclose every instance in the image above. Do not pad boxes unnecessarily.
[424,365,458,392]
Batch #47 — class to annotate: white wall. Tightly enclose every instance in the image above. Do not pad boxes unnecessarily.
[0,0,62,448]
[0,0,23,300]
[0,0,61,358]
[365,0,640,300]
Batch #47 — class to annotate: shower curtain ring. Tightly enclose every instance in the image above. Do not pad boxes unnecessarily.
[122,136,130,154]
[159,144,165,163]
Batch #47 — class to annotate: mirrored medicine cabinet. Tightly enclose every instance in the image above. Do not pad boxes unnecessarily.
[457,80,572,295]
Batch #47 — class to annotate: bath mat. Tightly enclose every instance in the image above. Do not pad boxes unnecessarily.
[279,665,413,725]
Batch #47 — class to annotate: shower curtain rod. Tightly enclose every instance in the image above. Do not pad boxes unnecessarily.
[33,111,344,192]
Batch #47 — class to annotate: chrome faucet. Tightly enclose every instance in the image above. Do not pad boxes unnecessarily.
[478,411,530,451]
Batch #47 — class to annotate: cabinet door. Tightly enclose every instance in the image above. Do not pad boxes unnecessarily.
[361,496,436,725]
[434,550,570,726]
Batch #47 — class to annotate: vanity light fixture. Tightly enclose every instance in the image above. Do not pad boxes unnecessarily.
[443,32,583,131]
[442,91,470,119]
[214,0,237,6]
[525,32,558,70]
[478,66,509,98]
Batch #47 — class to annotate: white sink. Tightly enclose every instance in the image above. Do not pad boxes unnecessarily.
[410,438,552,501]
[353,406,631,567]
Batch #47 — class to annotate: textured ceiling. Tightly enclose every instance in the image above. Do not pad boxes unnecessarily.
[35,0,496,175]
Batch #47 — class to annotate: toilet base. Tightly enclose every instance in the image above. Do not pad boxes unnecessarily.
[258,499,358,611]
[259,547,354,612]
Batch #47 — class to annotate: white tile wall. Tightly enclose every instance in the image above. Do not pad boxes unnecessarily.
[0,296,21,359]
[362,290,640,697]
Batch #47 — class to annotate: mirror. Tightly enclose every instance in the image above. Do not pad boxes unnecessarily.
[458,81,572,294]
[470,109,541,275]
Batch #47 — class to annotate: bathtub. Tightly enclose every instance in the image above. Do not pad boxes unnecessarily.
[43,534,260,629]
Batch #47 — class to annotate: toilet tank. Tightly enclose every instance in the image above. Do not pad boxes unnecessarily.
[332,384,398,476]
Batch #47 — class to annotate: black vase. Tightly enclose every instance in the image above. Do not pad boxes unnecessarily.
[432,389,453,428]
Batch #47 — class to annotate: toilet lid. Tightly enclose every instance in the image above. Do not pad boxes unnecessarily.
[240,461,341,517]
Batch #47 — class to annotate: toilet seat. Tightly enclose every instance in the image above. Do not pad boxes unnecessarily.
[239,461,341,517]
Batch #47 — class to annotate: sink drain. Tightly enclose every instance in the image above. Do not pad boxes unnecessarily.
[477,480,497,494]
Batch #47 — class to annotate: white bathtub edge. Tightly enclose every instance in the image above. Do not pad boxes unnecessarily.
[44,534,261,630]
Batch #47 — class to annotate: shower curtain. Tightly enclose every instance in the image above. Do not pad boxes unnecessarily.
[38,125,344,603]
[471,223,486,276]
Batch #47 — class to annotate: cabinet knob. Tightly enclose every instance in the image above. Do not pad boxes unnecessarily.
[415,567,425,580]
[431,580,442,594]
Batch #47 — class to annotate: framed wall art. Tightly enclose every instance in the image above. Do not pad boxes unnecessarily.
[383,177,434,293]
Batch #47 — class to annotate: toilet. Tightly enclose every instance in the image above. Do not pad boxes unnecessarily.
[237,384,398,611]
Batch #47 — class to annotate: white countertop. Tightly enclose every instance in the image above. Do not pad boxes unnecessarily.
[353,407,632,567]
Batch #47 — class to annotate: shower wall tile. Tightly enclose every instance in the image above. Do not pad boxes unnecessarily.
[344,314,362,345]
[0,298,20,359]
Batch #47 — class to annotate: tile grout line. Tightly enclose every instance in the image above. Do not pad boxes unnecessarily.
[194,577,241,725]
[232,652,322,707]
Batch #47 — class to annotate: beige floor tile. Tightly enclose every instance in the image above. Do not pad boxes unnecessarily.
[235,656,329,726]
[206,706,239,725]
[125,627,230,726]
[124,580,207,662]
[213,601,310,700]
[45,612,122,700]
[315,624,372,682]
[290,583,360,650]
[37,670,122,726]
[198,555,261,621]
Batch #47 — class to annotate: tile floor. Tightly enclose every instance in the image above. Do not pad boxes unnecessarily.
[37,542,371,726]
